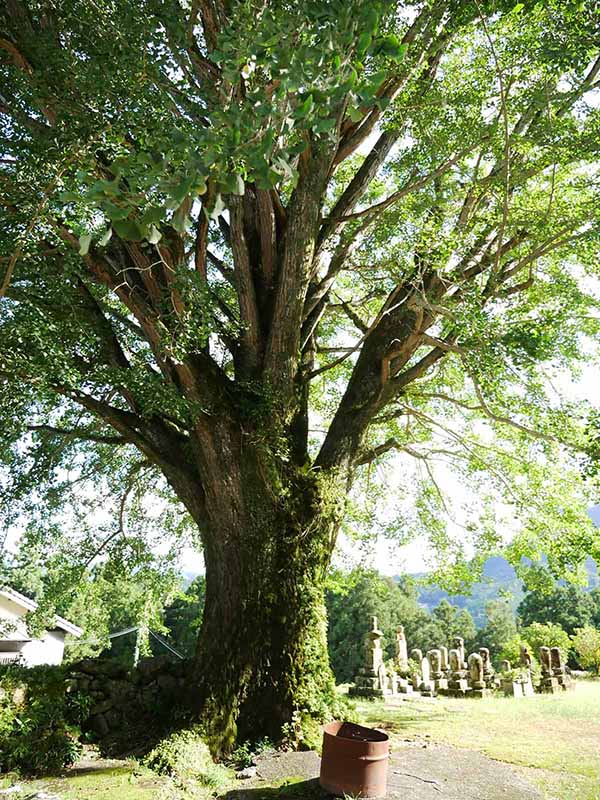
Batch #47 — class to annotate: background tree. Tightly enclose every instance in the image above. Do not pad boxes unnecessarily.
[590,588,600,628]
[1,0,600,749]
[499,633,534,670]
[474,598,517,655]
[518,585,596,636]
[325,567,425,682]
[521,621,571,662]
[1,524,180,663]
[163,576,206,658]
[571,626,600,674]
[431,598,477,646]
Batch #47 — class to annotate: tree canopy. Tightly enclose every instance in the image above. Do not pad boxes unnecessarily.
[1,0,600,746]
[518,583,597,635]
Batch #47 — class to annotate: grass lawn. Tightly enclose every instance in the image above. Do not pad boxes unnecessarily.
[358,678,600,800]
[0,763,172,800]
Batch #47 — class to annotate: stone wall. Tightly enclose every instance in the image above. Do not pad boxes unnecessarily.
[66,655,190,751]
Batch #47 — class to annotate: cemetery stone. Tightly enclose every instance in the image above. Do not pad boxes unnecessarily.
[428,649,448,693]
[349,616,389,698]
[448,648,469,696]
[539,646,560,694]
[468,652,488,698]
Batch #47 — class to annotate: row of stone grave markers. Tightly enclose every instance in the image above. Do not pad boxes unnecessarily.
[348,616,575,700]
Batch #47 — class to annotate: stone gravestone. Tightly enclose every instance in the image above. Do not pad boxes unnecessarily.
[515,644,534,696]
[551,646,573,691]
[453,636,467,669]
[479,647,497,688]
[396,626,409,671]
[428,649,448,693]
[520,645,533,669]
[420,654,435,696]
[468,653,487,698]
[521,671,535,697]
[440,645,449,675]
[499,659,523,697]
[395,626,413,694]
[349,616,389,698]
[410,648,423,692]
[448,648,468,696]
[539,645,559,694]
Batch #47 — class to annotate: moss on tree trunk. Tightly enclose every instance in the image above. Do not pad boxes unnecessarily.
[191,449,341,755]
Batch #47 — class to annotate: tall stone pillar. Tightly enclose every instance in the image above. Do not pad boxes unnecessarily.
[349,616,389,698]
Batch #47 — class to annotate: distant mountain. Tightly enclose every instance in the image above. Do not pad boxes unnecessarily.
[409,555,599,628]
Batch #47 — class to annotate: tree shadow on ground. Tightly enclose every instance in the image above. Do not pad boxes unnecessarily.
[222,777,326,800]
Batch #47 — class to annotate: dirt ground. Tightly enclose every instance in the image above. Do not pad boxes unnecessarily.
[225,740,542,800]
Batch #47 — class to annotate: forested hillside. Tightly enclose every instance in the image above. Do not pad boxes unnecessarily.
[412,556,599,626]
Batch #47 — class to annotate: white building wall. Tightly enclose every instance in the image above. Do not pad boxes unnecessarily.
[0,594,66,666]
[20,629,66,666]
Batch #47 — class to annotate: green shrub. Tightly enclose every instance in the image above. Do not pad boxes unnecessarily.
[144,727,232,788]
[0,664,88,774]
[571,626,600,674]
[228,737,272,770]
[499,634,533,668]
[522,622,571,661]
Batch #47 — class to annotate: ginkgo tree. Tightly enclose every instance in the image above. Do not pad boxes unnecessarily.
[1,0,600,750]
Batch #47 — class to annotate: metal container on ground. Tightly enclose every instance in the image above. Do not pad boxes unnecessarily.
[319,720,389,798]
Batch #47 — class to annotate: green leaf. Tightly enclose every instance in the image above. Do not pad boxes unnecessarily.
[296,94,314,119]
[113,219,143,241]
[142,206,164,225]
[363,6,379,35]
[313,117,337,134]
[376,35,407,63]
[103,202,131,222]
[171,175,195,207]
[58,191,79,203]
[78,233,92,256]
[357,32,372,56]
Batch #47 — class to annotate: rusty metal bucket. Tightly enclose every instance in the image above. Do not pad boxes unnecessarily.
[319,721,389,798]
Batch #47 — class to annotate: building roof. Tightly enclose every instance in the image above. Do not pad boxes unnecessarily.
[0,587,83,637]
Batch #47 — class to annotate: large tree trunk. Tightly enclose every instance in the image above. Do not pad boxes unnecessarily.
[190,432,340,754]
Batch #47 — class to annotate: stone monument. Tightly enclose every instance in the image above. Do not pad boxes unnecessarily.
[410,648,423,692]
[420,654,435,696]
[394,626,413,694]
[428,649,447,693]
[520,645,533,669]
[479,647,497,688]
[453,636,467,669]
[551,646,573,691]
[468,652,487,698]
[448,647,468,696]
[440,645,449,676]
[539,645,559,693]
[350,616,389,698]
